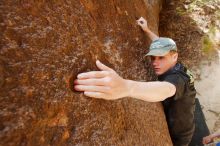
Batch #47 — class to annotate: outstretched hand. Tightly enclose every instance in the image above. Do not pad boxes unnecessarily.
[137,17,149,32]
[74,60,130,100]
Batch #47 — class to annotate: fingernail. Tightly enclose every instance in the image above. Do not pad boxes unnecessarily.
[77,74,83,78]
[74,79,78,84]
[74,85,78,90]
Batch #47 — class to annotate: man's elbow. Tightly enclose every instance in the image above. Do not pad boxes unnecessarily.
[158,82,176,101]
[166,83,176,98]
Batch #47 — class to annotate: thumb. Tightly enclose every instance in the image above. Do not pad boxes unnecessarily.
[96,60,112,71]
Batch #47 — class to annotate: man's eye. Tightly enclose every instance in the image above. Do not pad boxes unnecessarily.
[150,57,155,60]
[159,57,164,60]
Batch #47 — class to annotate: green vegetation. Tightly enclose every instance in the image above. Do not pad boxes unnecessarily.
[176,7,187,16]
[202,35,214,53]
[187,0,219,13]
[209,25,216,35]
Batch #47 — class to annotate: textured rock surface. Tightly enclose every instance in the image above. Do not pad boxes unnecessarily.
[0,0,173,146]
[159,0,205,67]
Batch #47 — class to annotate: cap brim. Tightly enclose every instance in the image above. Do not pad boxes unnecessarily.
[145,49,170,57]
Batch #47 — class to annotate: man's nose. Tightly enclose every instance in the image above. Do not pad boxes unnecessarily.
[152,60,158,66]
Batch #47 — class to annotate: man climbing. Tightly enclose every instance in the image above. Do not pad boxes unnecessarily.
[74,17,196,146]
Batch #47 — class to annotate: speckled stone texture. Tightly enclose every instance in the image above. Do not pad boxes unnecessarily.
[0,0,172,146]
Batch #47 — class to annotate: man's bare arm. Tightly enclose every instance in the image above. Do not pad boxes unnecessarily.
[137,17,159,41]
[126,80,176,102]
[74,60,176,102]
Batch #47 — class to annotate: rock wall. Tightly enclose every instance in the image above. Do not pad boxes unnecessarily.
[0,0,173,146]
[159,0,204,67]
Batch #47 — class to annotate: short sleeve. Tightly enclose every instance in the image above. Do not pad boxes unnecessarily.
[163,74,186,100]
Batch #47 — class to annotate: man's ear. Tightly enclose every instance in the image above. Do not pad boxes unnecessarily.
[173,53,178,62]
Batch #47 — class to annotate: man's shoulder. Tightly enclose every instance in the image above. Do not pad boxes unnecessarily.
[162,72,186,88]
[171,63,195,84]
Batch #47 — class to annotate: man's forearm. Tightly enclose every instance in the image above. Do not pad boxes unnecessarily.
[137,17,159,41]
[144,28,159,41]
[125,79,176,102]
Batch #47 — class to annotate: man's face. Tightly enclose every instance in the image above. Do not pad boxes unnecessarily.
[150,52,178,75]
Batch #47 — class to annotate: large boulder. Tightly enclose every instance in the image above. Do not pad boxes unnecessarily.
[0,0,172,145]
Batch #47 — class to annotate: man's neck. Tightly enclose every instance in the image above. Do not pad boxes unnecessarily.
[158,62,179,79]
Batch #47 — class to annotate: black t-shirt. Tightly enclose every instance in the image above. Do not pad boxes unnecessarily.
[158,63,196,146]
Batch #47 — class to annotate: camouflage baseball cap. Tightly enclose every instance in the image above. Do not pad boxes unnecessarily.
[145,37,177,56]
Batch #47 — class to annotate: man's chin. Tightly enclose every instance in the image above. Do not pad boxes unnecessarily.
[155,71,163,76]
